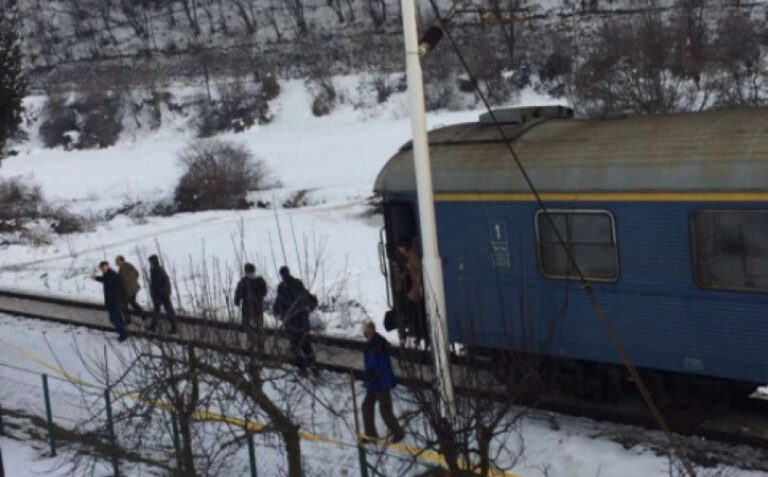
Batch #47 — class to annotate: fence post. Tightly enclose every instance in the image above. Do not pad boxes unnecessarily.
[171,414,182,476]
[246,420,258,477]
[357,445,370,477]
[350,372,370,477]
[0,444,5,477]
[41,374,56,456]
[104,388,120,477]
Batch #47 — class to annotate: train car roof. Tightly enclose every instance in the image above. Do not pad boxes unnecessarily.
[373,107,768,194]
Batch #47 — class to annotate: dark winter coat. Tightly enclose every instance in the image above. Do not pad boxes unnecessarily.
[95,269,124,309]
[273,276,312,330]
[149,264,172,303]
[234,275,267,315]
[118,262,141,297]
[358,333,397,392]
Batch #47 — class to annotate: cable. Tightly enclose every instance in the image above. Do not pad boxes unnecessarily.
[422,1,699,476]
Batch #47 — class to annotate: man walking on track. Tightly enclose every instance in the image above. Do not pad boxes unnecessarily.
[92,261,128,342]
[147,255,178,334]
[234,263,268,352]
[116,255,146,324]
[273,266,318,375]
[356,321,404,443]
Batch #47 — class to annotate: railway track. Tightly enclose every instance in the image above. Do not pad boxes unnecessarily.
[1,289,767,469]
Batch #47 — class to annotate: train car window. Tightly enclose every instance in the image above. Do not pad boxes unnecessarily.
[691,211,768,292]
[536,210,619,281]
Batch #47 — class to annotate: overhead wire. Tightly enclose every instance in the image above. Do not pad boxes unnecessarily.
[420,1,699,476]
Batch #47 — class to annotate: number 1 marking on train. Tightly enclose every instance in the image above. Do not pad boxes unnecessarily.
[489,221,510,268]
[489,220,507,243]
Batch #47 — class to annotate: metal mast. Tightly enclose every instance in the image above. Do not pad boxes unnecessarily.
[399,0,456,417]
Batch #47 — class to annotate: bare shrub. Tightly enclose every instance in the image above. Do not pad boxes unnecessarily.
[422,53,467,111]
[257,69,281,102]
[174,139,278,212]
[45,206,86,234]
[197,80,272,137]
[710,12,767,106]
[76,92,124,149]
[0,178,86,242]
[310,79,337,116]
[308,66,338,117]
[572,16,705,115]
[0,177,44,231]
[282,189,311,209]
[39,90,123,149]
[151,198,178,217]
[39,94,78,149]
[371,73,395,104]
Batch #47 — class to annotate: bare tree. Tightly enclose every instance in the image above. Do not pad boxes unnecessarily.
[366,0,387,28]
[228,0,258,34]
[180,0,202,36]
[286,0,309,35]
[710,11,766,106]
[572,14,711,115]
[327,0,356,24]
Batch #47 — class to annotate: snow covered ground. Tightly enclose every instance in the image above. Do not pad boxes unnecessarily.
[0,313,765,477]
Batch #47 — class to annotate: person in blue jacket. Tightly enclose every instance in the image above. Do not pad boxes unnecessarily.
[357,321,404,443]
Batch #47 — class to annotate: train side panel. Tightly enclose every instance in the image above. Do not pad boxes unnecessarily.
[430,198,768,384]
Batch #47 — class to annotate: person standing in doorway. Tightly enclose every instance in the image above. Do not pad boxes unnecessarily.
[115,255,146,324]
[356,321,404,443]
[234,263,268,352]
[147,255,178,334]
[92,261,128,342]
[397,240,427,344]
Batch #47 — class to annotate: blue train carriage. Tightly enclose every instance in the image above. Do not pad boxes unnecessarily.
[374,106,768,401]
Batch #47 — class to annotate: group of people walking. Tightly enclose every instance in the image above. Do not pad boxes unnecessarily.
[93,258,405,443]
[91,254,177,341]
[235,264,319,374]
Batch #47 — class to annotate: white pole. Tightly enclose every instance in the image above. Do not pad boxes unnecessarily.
[400,0,456,418]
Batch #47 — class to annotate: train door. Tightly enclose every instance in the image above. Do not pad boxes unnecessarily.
[378,200,418,334]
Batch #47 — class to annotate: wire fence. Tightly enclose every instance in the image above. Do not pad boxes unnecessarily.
[0,360,427,477]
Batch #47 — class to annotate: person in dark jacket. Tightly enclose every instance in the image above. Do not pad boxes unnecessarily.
[356,321,404,442]
[147,255,178,333]
[234,263,268,352]
[116,255,146,324]
[272,266,317,373]
[91,261,128,342]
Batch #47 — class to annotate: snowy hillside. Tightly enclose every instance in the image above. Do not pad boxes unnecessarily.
[0,78,560,339]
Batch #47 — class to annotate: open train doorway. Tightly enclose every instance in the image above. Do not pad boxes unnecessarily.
[379,200,427,342]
